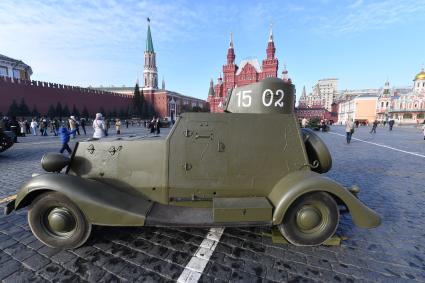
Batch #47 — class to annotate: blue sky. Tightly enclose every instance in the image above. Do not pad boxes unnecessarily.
[1,0,424,100]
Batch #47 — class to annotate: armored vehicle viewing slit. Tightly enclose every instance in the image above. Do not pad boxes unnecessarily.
[5,78,381,248]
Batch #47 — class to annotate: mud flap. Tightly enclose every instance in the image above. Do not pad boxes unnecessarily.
[4,199,15,215]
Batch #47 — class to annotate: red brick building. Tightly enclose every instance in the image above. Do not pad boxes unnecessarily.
[208,28,290,112]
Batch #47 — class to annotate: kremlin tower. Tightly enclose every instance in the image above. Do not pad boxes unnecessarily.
[143,18,158,90]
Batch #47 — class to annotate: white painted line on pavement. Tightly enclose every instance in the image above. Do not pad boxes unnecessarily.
[177,227,224,283]
[328,132,425,158]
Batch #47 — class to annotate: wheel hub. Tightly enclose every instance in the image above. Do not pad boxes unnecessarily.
[296,205,322,231]
[47,207,76,235]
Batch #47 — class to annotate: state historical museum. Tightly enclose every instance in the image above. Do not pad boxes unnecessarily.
[208,27,290,112]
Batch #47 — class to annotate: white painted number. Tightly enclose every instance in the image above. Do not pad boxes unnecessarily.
[275,89,284,107]
[235,90,252,107]
[262,89,285,107]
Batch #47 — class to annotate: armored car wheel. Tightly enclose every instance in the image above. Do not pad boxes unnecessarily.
[28,192,91,249]
[278,192,339,246]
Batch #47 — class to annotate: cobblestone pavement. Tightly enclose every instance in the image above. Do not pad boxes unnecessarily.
[0,124,424,282]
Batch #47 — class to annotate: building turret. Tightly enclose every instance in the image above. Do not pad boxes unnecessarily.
[382,79,390,96]
[261,23,278,79]
[208,79,215,96]
[281,64,289,82]
[413,67,425,93]
[298,85,307,107]
[143,18,158,90]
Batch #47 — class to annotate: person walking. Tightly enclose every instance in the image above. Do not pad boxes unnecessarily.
[92,113,106,139]
[370,120,378,134]
[389,119,395,131]
[42,118,48,136]
[30,119,38,136]
[301,118,308,128]
[69,116,77,139]
[80,118,86,135]
[155,118,161,135]
[10,117,19,143]
[346,118,354,144]
[25,119,30,134]
[59,126,77,155]
[115,119,122,135]
[150,117,156,133]
[19,119,26,137]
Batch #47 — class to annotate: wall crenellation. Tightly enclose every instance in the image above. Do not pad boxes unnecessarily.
[0,76,132,98]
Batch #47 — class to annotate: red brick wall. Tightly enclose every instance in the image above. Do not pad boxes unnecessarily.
[0,76,132,116]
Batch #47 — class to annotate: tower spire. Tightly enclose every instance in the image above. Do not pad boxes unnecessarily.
[146,18,154,52]
[229,32,233,48]
[269,22,273,42]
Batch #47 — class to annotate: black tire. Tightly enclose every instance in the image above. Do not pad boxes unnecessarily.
[278,192,339,246]
[28,192,91,249]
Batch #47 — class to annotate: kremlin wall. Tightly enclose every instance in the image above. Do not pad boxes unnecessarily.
[0,76,132,116]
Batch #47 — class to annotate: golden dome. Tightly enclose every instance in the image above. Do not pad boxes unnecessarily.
[414,68,425,81]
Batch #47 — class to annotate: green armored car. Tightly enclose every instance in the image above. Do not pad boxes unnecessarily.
[5,78,381,248]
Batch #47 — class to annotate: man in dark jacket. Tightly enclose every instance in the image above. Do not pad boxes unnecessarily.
[388,119,395,131]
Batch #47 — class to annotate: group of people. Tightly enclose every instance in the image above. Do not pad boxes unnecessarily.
[345,118,425,143]
[0,116,88,140]
[148,117,161,135]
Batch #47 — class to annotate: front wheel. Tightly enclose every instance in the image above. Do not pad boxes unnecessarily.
[278,192,339,246]
[28,192,91,249]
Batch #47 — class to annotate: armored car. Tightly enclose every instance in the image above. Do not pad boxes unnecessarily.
[6,78,381,248]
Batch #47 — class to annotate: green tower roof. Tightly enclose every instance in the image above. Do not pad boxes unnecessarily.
[146,21,154,53]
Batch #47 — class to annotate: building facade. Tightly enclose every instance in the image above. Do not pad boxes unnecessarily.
[0,54,32,80]
[313,78,338,111]
[208,28,291,113]
[386,68,425,124]
[298,78,338,111]
[338,94,379,124]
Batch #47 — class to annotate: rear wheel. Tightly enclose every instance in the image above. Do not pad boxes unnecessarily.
[28,192,91,249]
[278,192,339,246]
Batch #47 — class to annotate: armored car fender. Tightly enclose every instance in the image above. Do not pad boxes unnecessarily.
[268,170,381,228]
[14,174,152,226]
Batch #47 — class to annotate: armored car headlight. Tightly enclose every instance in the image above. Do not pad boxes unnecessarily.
[41,153,70,173]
